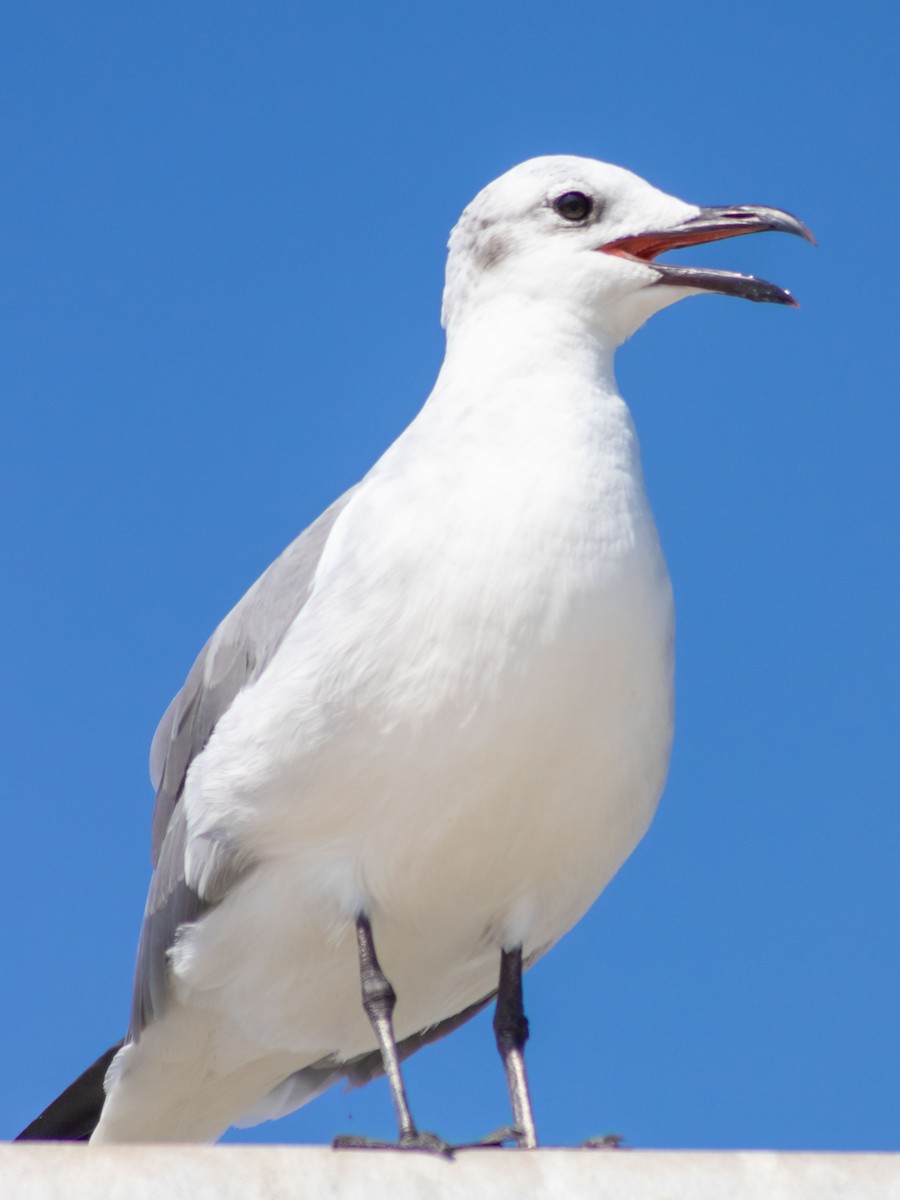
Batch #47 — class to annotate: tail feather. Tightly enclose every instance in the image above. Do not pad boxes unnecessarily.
[16,1042,123,1141]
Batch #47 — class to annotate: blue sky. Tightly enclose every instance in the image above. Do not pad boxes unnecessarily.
[2,2,897,1152]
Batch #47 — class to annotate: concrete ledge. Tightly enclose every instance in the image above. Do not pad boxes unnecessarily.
[2,1144,898,1200]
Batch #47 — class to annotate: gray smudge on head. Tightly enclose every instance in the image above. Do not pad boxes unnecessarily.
[442,202,516,327]
[475,230,510,270]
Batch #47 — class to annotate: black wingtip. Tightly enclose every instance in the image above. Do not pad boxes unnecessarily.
[15,1041,123,1142]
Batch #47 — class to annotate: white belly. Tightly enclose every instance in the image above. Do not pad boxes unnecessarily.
[173,491,674,1063]
[98,381,676,1142]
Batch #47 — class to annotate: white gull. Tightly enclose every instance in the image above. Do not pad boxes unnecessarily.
[18,155,811,1147]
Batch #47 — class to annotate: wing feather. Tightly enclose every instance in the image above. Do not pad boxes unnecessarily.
[130,487,357,1037]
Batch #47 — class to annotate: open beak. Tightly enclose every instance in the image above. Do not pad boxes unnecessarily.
[600,205,815,306]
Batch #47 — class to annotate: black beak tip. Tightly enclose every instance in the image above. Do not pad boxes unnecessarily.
[759,206,816,246]
[792,220,816,248]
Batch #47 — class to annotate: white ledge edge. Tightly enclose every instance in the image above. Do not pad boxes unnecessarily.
[2,1144,899,1200]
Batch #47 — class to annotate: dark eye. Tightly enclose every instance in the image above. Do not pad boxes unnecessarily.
[552,191,594,222]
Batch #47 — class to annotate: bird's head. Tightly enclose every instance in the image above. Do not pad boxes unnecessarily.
[442,156,813,346]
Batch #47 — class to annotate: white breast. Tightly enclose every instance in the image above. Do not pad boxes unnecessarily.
[174,372,675,1060]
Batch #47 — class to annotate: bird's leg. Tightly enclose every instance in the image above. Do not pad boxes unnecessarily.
[492,945,538,1148]
[355,912,418,1142]
[333,914,451,1155]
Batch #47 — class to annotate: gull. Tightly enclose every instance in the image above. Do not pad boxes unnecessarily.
[17,156,812,1149]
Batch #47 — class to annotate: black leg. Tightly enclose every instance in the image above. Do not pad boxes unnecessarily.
[333,914,450,1154]
[492,945,537,1148]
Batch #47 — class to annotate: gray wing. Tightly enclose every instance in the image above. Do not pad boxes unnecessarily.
[230,993,497,1127]
[129,487,358,1038]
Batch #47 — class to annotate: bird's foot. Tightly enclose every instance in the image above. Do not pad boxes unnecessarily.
[582,1132,627,1150]
[453,1125,535,1149]
[399,1129,454,1156]
[333,1129,454,1157]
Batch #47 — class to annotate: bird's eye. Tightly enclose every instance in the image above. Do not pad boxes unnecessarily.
[552,191,594,222]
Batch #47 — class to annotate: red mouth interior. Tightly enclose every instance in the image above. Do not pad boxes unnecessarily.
[601,223,752,263]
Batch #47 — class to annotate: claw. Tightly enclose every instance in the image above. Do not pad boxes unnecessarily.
[477,1124,529,1148]
[450,1125,536,1150]
[582,1132,627,1150]
[333,1130,454,1157]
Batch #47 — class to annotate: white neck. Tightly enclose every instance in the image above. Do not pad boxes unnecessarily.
[378,292,654,579]
[440,292,619,400]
